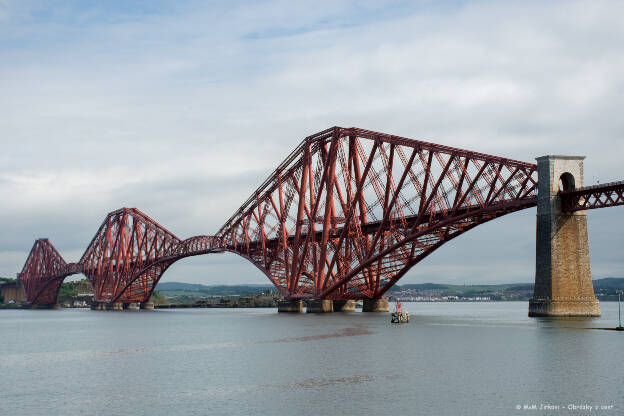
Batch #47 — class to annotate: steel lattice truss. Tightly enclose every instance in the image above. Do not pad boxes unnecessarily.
[80,208,182,302]
[19,208,222,304]
[217,127,539,299]
[560,181,624,212]
[20,239,79,305]
[18,126,544,305]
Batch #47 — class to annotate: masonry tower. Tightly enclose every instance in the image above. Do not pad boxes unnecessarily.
[529,155,600,317]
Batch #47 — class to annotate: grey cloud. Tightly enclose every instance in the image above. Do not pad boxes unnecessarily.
[2,0,623,284]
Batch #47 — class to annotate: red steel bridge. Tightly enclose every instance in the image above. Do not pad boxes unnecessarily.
[17,127,624,306]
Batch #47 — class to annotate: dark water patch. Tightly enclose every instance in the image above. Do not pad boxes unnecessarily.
[271,375,375,391]
[267,326,373,343]
[293,375,375,389]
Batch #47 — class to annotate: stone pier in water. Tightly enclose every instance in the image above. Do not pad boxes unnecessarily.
[333,300,356,312]
[529,155,600,317]
[362,298,389,312]
[277,300,303,313]
[278,299,371,313]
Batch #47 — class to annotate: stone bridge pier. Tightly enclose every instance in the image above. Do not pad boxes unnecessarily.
[529,155,600,317]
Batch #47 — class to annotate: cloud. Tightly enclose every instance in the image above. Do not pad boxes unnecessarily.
[1,0,624,285]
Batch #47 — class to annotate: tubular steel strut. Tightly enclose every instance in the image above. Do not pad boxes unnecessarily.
[19,127,547,304]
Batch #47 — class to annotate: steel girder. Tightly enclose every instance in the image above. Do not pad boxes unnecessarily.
[18,208,222,304]
[19,239,76,305]
[18,126,545,305]
[560,180,624,212]
[79,208,182,303]
[216,127,539,299]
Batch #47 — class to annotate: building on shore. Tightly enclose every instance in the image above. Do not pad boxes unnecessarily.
[1,280,26,303]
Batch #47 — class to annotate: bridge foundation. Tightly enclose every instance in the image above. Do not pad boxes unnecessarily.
[140,302,155,310]
[31,303,60,309]
[107,302,123,310]
[333,300,356,312]
[91,302,106,310]
[362,298,389,312]
[123,302,138,310]
[277,300,303,313]
[307,299,334,313]
[529,155,600,317]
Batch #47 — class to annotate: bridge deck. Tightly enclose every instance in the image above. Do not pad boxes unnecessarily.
[560,180,624,212]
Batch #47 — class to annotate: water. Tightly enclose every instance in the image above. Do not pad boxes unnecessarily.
[1,302,622,415]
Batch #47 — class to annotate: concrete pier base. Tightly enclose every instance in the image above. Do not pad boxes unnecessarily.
[306,299,334,313]
[528,299,601,317]
[140,302,155,310]
[362,298,389,312]
[333,300,356,312]
[123,302,138,310]
[32,303,60,309]
[277,300,303,313]
[107,302,123,310]
[91,302,107,310]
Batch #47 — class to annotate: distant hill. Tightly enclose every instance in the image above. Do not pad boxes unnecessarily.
[391,278,624,293]
[156,282,275,296]
[593,278,624,289]
[389,282,525,294]
[388,278,624,300]
[154,278,623,298]
[157,282,214,291]
[400,283,448,290]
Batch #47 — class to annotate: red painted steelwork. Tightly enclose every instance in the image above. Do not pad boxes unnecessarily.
[80,208,222,303]
[19,239,77,305]
[216,127,539,300]
[560,180,624,212]
[18,126,544,305]
[18,208,222,304]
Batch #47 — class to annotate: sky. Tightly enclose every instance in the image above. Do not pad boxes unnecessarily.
[1,0,623,286]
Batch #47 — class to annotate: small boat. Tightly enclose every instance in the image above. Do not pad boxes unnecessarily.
[391,299,409,323]
[391,312,409,323]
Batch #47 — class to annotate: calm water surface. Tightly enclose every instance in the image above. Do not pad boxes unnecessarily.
[1,302,622,415]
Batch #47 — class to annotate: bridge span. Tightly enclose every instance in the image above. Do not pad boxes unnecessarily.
[16,127,624,316]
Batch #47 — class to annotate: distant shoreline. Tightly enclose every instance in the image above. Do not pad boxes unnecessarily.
[2,278,622,308]
[3,299,623,311]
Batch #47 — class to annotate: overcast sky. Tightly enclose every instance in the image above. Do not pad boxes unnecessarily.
[1,0,623,286]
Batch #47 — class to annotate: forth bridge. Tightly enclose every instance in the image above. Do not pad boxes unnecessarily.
[17,127,624,316]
